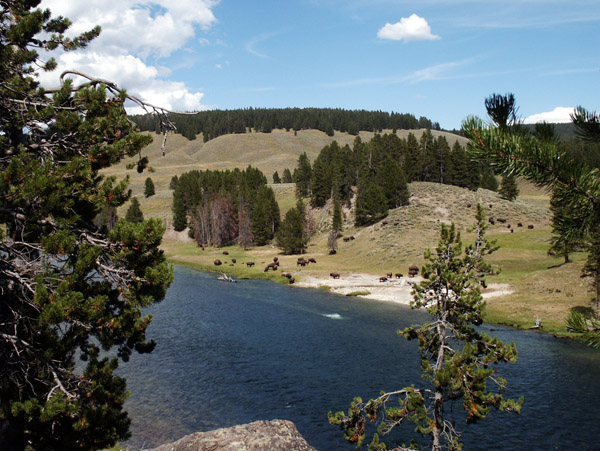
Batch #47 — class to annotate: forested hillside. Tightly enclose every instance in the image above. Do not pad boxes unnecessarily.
[130,107,440,142]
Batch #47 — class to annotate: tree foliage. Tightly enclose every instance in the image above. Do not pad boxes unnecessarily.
[330,206,522,450]
[0,2,174,448]
[125,197,144,223]
[144,177,155,197]
[463,94,600,347]
[276,200,309,254]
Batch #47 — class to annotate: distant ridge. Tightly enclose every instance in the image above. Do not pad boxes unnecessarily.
[130,107,442,142]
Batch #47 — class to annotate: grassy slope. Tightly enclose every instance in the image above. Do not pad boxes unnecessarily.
[103,129,593,336]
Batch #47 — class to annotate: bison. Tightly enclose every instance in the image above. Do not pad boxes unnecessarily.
[308,257,317,264]
[395,273,403,278]
[528,224,534,229]
[273,257,279,263]
[330,272,341,279]
[343,237,351,242]
[497,218,507,224]
[329,249,337,255]
[214,259,222,266]
[408,264,419,278]
[379,276,388,282]
[246,261,255,267]
[222,251,229,255]
[281,272,293,279]
[386,272,393,278]
[231,258,236,264]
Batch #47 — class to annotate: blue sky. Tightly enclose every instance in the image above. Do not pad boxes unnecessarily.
[39,0,599,130]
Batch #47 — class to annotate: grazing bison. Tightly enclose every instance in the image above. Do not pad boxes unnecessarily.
[308,258,317,264]
[288,277,295,284]
[246,261,255,267]
[214,259,222,266]
[297,258,308,267]
[222,251,229,255]
[330,272,340,279]
[343,236,351,242]
[379,276,388,282]
[329,249,337,255]
[408,264,419,278]
[395,273,403,278]
[496,218,507,224]
[382,221,388,226]
[489,218,496,225]
[273,257,279,263]
[517,223,523,227]
[266,262,278,271]
[528,224,534,229]
[281,272,292,279]
[231,258,236,264]
[386,272,393,278]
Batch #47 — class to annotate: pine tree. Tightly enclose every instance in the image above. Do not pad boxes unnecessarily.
[276,201,308,254]
[376,156,409,209]
[499,175,519,201]
[144,177,156,197]
[332,198,343,232]
[125,197,145,223]
[295,152,312,198]
[282,168,293,183]
[330,206,522,449]
[354,181,388,227]
[0,3,173,448]
[172,188,188,231]
[464,96,600,347]
[272,171,281,184]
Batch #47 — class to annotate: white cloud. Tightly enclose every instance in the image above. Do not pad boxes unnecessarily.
[216,63,223,69]
[524,107,575,124]
[377,14,440,42]
[37,0,220,112]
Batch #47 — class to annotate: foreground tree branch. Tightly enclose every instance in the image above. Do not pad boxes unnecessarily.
[329,206,522,450]
[0,2,174,449]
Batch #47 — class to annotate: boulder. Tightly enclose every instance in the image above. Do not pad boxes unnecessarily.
[144,420,316,451]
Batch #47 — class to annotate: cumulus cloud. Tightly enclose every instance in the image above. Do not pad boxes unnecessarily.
[378,14,440,42]
[524,107,575,124]
[37,0,220,112]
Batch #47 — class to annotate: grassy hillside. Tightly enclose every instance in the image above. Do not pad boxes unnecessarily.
[102,129,594,337]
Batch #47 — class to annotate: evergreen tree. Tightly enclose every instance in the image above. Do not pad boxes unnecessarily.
[450,141,469,188]
[295,152,312,198]
[376,156,409,209]
[276,201,308,254]
[169,175,179,190]
[125,197,145,223]
[272,171,281,184]
[282,168,293,183]
[464,97,600,347]
[0,3,173,448]
[330,206,522,449]
[480,165,499,191]
[332,198,343,232]
[354,181,388,227]
[172,189,188,231]
[144,177,156,197]
[499,175,519,201]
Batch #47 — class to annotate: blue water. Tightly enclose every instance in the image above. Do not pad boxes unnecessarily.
[120,265,600,450]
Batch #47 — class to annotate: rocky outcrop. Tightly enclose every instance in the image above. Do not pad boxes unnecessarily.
[144,420,317,451]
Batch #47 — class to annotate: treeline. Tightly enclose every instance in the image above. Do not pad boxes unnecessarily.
[292,130,497,226]
[171,166,280,247]
[130,107,440,142]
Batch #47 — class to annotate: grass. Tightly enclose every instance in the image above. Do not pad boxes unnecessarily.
[102,130,596,339]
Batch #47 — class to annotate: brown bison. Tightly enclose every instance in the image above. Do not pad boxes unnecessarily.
[308,257,317,264]
[528,224,534,229]
[246,261,255,267]
[379,276,388,282]
[386,272,392,278]
[281,272,293,279]
[330,272,340,279]
[408,264,419,278]
[273,257,279,263]
[222,251,229,255]
[231,258,236,264]
[395,273,403,278]
[214,259,222,266]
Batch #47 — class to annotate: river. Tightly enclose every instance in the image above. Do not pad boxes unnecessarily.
[119,265,600,450]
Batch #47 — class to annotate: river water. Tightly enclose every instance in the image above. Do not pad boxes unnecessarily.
[120,265,600,450]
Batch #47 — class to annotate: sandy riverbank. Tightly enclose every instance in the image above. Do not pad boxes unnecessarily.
[295,272,513,305]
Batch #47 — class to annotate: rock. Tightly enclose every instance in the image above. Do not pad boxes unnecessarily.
[144,420,316,451]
